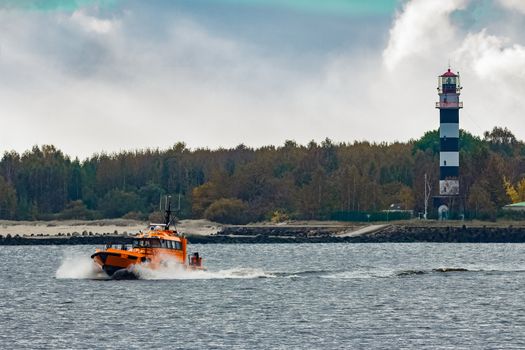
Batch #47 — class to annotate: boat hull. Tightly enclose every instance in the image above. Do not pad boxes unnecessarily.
[111,268,139,280]
[91,251,145,278]
[91,248,205,279]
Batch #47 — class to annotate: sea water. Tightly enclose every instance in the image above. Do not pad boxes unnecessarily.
[1,243,525,349]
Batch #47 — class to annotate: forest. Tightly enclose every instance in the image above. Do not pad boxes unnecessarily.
[1,127,524,224]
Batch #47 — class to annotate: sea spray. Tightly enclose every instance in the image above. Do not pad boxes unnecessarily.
[55,253,107,279]
[132,255,274,280]
[55,252,274,280]
[134,266,274,280]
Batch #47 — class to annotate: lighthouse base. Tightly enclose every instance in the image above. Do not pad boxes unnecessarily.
[433,196,462,220]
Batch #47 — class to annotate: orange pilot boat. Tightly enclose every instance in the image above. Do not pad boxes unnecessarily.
[91,198,203,279]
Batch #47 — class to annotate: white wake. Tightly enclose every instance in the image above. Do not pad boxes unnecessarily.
[55,253,273,280]
[133,259,274,280]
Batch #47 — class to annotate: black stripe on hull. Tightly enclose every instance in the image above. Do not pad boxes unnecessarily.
[440,109,459,123]
[440,137,459,152]
[103,265,123,277]
[440,166,459,180]
[110,267,138,280]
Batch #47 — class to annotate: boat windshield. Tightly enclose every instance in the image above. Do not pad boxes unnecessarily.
[132,239,161,248]
[105,243,130,250]
[132,238,182,250]
[160,239,182,250]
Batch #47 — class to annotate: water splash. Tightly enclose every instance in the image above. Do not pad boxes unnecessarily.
[55,254,108,280]
[55,252,274,280]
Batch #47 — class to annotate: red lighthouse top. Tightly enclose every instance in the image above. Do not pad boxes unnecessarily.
[440,68,457,77]
[436,67,462,108]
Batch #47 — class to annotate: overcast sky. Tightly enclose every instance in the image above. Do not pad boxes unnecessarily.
[1,0,525,158]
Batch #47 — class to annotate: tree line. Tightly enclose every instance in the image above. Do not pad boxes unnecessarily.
[0,126,524,223]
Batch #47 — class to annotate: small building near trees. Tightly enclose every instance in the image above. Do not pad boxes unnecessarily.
[502,202,525,211]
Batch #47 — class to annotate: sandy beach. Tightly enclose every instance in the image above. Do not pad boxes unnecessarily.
[0,219,221,237]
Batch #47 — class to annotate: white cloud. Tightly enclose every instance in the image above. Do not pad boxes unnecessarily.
[71,10,116,34]
[0,8,300,157]
[455,30,525,81]
[498,0,525,14]
[1,0,525,159]
[383,0,468,70]
[453,29,525,127]
[378,0,525,138]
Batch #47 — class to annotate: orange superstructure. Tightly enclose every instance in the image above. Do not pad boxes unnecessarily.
[91,198,203,278]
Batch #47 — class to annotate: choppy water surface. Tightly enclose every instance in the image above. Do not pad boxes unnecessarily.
[1,243,525,349]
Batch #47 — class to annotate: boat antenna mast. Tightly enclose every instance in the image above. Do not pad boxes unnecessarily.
[164,195,172,230]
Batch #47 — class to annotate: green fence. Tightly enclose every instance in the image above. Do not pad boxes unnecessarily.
[331,211,412,222]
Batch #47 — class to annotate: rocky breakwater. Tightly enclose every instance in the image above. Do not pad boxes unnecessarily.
[188,225,358,244]
[0,231,134,245]
[362,224,525,243]
[3,223,525,244]
[189,223,525,244]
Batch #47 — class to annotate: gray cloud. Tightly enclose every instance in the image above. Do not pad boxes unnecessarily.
[0,1,525,158]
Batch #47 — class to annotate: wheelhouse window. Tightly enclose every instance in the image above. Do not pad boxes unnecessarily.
[132,240,145,248]
[133,239,161,248]
[164,240,182,250]
[132,238,181,250]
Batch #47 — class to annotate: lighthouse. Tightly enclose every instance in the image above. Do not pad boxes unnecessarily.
[435,68,462,217]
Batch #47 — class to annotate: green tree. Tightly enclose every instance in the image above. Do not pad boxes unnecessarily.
[484,126,518,156]
[413,129,440,155]
[99,189,140,218]
[0,175,17,219]
[204,198,249,224]
[467,180,496,220]
[192,182,219,217]
[58,200,98,220]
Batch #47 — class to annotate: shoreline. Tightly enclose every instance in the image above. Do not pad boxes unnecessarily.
[2,221,525,244]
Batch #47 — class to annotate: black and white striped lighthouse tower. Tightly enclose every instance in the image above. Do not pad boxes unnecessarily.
[435,68,462,217]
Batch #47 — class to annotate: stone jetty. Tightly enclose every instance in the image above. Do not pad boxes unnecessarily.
[2,222,525,244]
